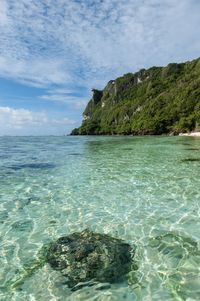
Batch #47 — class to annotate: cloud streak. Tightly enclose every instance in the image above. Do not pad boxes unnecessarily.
[40,88,88,109]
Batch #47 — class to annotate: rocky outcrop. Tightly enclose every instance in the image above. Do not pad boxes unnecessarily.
[92,89,103,105]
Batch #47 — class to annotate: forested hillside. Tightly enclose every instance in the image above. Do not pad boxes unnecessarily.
[71,58,200,135]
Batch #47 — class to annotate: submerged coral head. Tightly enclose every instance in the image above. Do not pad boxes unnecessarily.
[46,229,133,288]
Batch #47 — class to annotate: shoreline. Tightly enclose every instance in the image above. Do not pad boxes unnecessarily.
[70,131,200,137]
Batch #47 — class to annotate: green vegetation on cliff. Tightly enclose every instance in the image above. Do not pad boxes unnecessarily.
[71,58,200,135]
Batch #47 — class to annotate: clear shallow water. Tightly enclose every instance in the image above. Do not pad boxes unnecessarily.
[0,135,200,301]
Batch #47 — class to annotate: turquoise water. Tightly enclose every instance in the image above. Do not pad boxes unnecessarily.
[0,136,200,301]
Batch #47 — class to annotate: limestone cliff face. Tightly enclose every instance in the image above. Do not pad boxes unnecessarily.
[83,89,103,121]
[71,57,200,135]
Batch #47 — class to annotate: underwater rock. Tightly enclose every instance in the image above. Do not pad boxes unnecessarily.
[185,148,200,151]
[8,162,55,170]
[181,158,200,162]
[46,229,133,288]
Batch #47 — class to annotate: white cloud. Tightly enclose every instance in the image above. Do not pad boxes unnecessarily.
[0,106,47,128]
[0,106,75,135]
[0,0,199,89]
[0,0,9,26]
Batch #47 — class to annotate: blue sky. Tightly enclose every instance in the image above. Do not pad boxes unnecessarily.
[0,0,200,135]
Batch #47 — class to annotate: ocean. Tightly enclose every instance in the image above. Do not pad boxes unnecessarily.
[0,135,200,300]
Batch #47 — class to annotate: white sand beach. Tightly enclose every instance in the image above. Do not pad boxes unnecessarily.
[179,132,200,137]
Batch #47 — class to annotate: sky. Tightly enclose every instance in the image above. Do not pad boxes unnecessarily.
[0,0,200,135]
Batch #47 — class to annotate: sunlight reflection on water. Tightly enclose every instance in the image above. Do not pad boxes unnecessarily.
[0,136,200,300]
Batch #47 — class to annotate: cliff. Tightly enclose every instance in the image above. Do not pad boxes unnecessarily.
[71,58,200,135]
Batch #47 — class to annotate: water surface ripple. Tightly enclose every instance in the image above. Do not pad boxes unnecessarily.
[0,136,200,300]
